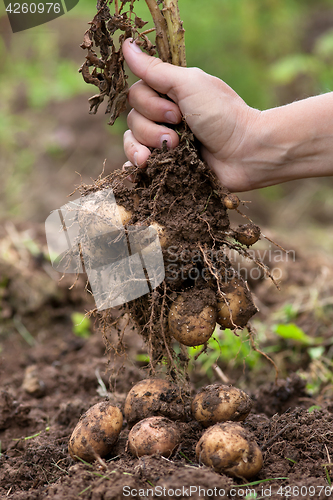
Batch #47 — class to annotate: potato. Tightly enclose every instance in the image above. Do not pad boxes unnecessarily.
[196,422,263,479]
[79,197,132,239]
[234,223,260,246]
[216,277,258,329]
[78,199,133,270]
[192,384,252,427]
[127,416,181,458]
[224,194,240,210]
[68,402,123,462]
[168,290,217,346]
[124,378,187,426]
[150,221,168,248]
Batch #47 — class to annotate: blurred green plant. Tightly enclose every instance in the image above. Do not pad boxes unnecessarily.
[273,322,323,346]
[308,404,322,412]
[298,347,333,395]
[1,0,333,220]
[187,326,262,379]
[71,312,91,338]
[136,353,150,364]
[269,27,333,92]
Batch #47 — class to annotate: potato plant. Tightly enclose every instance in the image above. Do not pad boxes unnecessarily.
[78,0,277,382]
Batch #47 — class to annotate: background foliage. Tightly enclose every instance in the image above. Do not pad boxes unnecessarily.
[1,0,333,220]
[1,0,333,388]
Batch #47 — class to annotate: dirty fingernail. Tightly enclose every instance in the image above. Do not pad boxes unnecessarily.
[130,40,142,53]
[160,134,172,148]
[165,111,178,124]
[123,161,133,170]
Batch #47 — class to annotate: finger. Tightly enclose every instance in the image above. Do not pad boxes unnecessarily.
[128,80,182,125]
[127,109,179,150]
[123,129,151,168]
[123,38,188,102]
[122,160,137,183]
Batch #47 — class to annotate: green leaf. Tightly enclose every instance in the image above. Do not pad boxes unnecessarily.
[307,346,325,360]
[308,405,321,413]
[315,29,333,59]
[71,313,91,338]
[269,54,321,85]
[273,323,312,345]
[136,354,150,363]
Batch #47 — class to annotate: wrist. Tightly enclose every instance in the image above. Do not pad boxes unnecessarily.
[250,94,333,187]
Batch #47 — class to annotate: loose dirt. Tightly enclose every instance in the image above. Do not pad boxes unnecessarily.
[1,227,333,500]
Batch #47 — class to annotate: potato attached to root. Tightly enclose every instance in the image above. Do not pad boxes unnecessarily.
[150,221,168,248]
[127,416,181,458]
[79,197,132,238]
[78,198,133,270]
[124,378,188,426]
[68,402,123,462]
[217,276,258,329]
[234,223,261,247]
[168,289,217,347]
[196,422,263,479]
[224,193,240,210]
[192,384,252,427]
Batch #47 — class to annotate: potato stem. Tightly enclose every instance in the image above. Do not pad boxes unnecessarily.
[162,0,186,67]
[144,0,171,63]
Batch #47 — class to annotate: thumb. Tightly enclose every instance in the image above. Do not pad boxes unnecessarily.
[123,38,185,102]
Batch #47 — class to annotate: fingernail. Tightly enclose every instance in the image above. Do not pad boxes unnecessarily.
[123,161,133,171]
[160,134,172,148]
[165,111,178,124]
[130,40,142,53]
[133,152,139,166]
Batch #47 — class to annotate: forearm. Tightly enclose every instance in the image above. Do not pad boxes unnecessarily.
[249,93,333,186]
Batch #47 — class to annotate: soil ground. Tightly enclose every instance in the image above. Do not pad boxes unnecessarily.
[1,216,333,500]
[2,9,333,500]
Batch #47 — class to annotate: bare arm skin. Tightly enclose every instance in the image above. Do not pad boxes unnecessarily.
[122,38,333,192]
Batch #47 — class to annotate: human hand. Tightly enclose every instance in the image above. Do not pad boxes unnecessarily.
[123,39,333,191]
[122,38,262,192]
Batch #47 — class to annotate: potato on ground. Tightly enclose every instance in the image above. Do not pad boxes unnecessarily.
[217,276,258,329]
[68,402,123,462]
[127,416,181,458]
[124,378,188,426]
[168,289,217,346]
[196,422,263,479]
[192,384,252,427]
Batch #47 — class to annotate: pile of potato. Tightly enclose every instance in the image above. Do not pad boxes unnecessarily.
[69,379,263,479]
